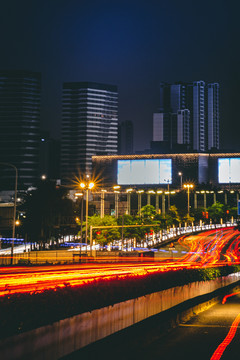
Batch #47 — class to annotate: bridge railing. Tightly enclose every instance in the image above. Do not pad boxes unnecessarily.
[147,220,237,247]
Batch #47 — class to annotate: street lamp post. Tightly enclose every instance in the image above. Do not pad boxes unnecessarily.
[80,177,94,252]
[0,162,18,264]
[184,184,194,217]
[74,192,84,257]
[85,187,89,246]
[164,179,170,209]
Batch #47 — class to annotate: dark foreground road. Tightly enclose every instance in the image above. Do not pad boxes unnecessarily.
[136,293,240,360]
[63,291,240,360]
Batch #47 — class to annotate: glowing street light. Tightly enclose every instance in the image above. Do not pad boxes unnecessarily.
[164,179,171,209]
[79,176,95,249]
[183,183,194,217]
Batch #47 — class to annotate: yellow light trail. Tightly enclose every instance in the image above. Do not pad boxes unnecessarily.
[0,227,239,298]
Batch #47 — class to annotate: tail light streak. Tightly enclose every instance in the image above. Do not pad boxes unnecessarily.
[210,292,240,360]
[0,227,240,298]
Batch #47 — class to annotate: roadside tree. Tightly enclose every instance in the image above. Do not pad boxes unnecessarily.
[81,214,120,247]
[207,202,224,223]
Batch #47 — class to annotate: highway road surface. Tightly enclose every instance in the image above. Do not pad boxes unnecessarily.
[0,227,240,298]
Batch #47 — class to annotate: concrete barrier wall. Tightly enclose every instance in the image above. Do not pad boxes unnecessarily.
[1,272,240,360]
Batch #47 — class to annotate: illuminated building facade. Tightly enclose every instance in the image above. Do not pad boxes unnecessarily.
[61,82,118,183]
[0,70,41,189]
[92,153,240,190]
[152,81,220,153]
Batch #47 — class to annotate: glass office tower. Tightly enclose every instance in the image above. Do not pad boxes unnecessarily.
[61,82,118,183]
[0,70,41,190]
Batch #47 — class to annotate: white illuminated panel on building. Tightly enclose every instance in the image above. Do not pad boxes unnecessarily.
[117,159,172,185]
[218,158,240,183]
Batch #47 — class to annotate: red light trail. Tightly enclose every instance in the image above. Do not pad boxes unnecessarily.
[210,292,240,360]
[222,291,240,305]
[0,227,239,298]
[210,314,240,360]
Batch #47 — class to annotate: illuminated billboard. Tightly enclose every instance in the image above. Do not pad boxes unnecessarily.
[117,159,172,185]
[218,158,240,183]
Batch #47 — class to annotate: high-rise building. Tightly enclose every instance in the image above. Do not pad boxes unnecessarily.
[207,83,220,150]
[177,109,190,146]
[159,82,187,113]
[153,113,170,142]
[192,80,206,152]
[0,70,41,190]
[152,112,179,152]
[154,81,220,152]
[61,82,118,182]
[118,120,134,154]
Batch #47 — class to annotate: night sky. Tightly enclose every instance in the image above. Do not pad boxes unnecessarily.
[0,0,239,152]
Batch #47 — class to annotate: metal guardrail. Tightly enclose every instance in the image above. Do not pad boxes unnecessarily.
[152,221,237,246]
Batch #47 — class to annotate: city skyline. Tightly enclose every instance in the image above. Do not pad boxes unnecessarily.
[0,0,239,152]
[152,80,219,153]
